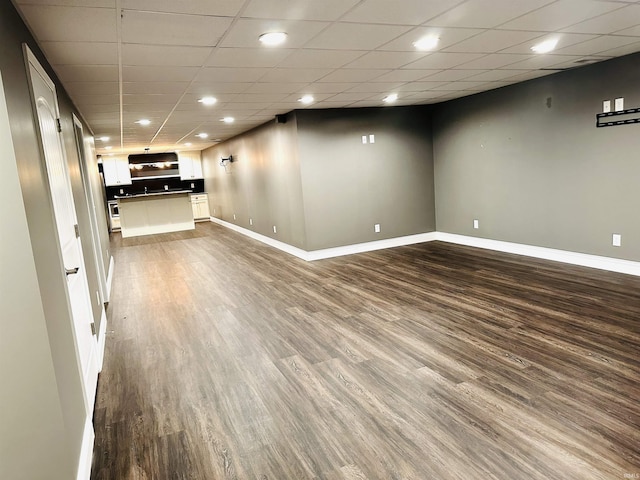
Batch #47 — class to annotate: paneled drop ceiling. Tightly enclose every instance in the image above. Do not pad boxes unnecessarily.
[12,0,640,155]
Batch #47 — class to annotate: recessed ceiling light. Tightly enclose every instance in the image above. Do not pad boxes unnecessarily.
[99,136,110,142]
[184,142,192,146]
[196,133,208,139]
[136,119,151,126]
[413,36,439,51]
[198,96,217,106]
[383,93,398,104]
[105,146,112,150]
[259,32,287,46]
[299,95,314,105]
[531,38,558,54]
[221,117,235,124]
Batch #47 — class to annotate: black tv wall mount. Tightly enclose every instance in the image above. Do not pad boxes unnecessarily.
[596,107,640,128]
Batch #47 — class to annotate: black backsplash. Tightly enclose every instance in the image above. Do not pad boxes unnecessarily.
[105,178,205,201]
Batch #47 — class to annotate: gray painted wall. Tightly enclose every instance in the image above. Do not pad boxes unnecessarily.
[296,107,435,250]
[433,53,640,261]
[0,1,110,477]
[203,114,307,249]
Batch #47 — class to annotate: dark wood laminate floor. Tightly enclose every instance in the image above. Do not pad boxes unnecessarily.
[92,223,640,480]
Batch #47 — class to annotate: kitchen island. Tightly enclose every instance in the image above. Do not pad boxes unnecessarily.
[116,190,194,238]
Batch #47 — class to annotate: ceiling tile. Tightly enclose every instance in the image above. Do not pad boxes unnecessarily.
[498,33,599,54]
[298,83,361,93]
[123,94,182,105]
[122,44,213,66]
[503,54,585,70]
[15,0,113,6]
[123,66,199,82]
[341,0,462,25]
[41,41,117,65]
[614,25,640,36]
[257,68,334,83]
[371,70,440,82]
[242,0,360,21]
[317,69,390,83]
[54,65,119,82]
[396,81,449,92]
[305,23,412,50]
[344,51,428,69]
[74,94,120,105]
[346,82,404,93]
[194,67,266,83]
[402,52,485,69]
[122,0,245,16]
[454,53,529,69]
[498,0,624,31]
[64,81,119,95]
[121,10,232,46]
[427,0,556,28]
[443,30,545,53]
[596,41,640,57]
[325,92,377,102]
[380,27,485,51]
[206,48,292,68]
[554,35,640,55]
[464,69,528,81]
[219,18,329,48]
[242,83,310,94]
[279,50,364,69]
[19,5,116,42]
[124,82,190,94]
[561,5,640,34]
[189,83,254,95]
[423,69,485,81]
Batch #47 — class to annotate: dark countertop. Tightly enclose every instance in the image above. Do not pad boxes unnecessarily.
[115,189,192,199]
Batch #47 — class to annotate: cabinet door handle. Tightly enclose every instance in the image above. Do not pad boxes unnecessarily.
[65,267,79,276]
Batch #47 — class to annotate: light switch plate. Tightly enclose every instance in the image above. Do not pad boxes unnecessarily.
[615,97,624,112]
[613,233,621,247]
[603,100,611,113]
[362,135,367,144]
[369,134,375,144]
[473,219,479,229]
[374,224,380,233]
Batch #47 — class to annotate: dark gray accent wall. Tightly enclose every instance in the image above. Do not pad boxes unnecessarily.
[296,107,435,250]
[203,114,307,249]
[433,53,640,261]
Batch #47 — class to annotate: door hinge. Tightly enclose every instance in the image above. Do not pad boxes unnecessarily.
[56,118,62,133]
[90,322,96,335]
[74,223,80,238]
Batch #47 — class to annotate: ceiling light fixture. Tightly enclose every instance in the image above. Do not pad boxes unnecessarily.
[99,136,110,142]
[531,38,558,54]
[299,95,314,105]
[136,119,151,126]
[259,32,287,46]
[198,96,217,106]
[184,142,192,146]
[221,117,235,124]
[196,133,209,139]
[413,36,440,51]
[383,93,398,104]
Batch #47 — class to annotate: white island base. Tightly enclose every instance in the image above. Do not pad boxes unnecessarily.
[117,191,194,238]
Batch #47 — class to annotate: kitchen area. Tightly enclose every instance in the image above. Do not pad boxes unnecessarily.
[103,150,210,238]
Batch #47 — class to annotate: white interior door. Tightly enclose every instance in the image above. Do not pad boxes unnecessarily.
[27,48,99,411]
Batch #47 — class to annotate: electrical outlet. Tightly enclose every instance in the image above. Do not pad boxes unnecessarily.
[473,219,479,229]
[233,214,236,220]
[119,188,124,194]
[603,100,611,113]
[615,97,624,112]
[249,218,253,226]
[612,233,621,247]
[164,185,168,190]
[362,135,367,144]
[374,224,381,233]
[369,134,375,144]
[273,225,277,234]
[190,183,195,189]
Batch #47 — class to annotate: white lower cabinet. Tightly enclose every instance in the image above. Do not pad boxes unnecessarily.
[191,193,210,221]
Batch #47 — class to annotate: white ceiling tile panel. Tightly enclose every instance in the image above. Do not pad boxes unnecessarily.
[614,25,640,36]
[18,5,116,42]
[122,45,213,66]
[464,69,529,81]
[344,51,429,69]
[206,48,292,68]
[122,0,245,16]
[596,40,640,57]
[454,53,529,69]
[305,23,413,50]
[396,81,450,92]
[503,54,585,70]
[64,81,119,95]
[219,19,329,48]
[561,5,640,34]
[317,69,391,83]
[296,83,361,93]
[427,0,556,28]
[123,66,199,82]
[341,0,463,25]
[380,27,485,51]
[124,82,191,94]
[346,82,405,93]
[257,68,334,83]
[74,94,120,105]
[553,35,640,55]
[422,69,486,81]
[325,92,377,102]
[443,30,545,53]
[122,94,182,105]
[16,0,114,6]
[498,0,624,32]
[279,50,365,69]
[189,82,254,94]
[242,0,360,21]
[402,52,485,69]
[371,70,440,82]
[54,65,119,82]
[121,10,233,46]
[242,83,311,94]
[498,33,599,54]
[41,41,117,65]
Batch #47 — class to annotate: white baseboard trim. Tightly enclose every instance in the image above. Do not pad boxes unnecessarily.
[106,255,114,302]
[435,232,640,277]
[76,417,94,480]
[97,310,107,372]
[208,217,640,275]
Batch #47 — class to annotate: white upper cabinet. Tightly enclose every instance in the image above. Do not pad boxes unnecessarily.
[102,155,132,186]
[178,151,203,180]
